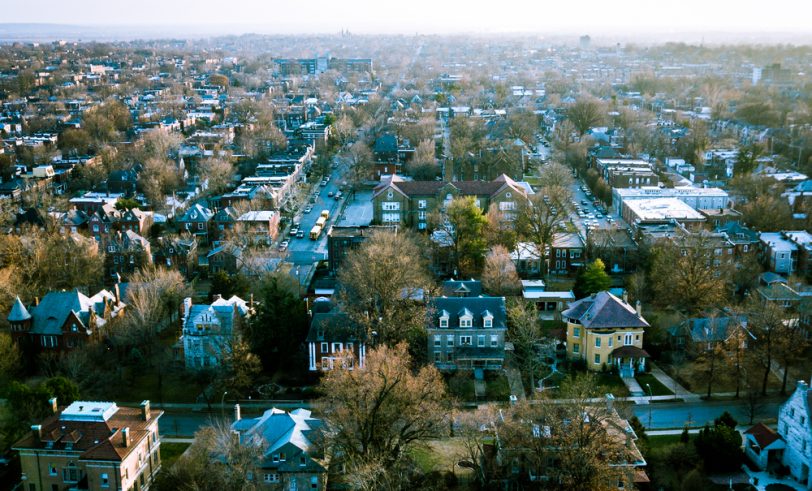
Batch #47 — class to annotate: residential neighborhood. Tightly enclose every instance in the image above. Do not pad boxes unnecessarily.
[1,6,812,491]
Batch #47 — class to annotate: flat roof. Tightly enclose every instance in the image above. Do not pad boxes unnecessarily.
[624,198,705,221]
[60,401,118,422]
[335,190,373,227]
[614,187,728,197]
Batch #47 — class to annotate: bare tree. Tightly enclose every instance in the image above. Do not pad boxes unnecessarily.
[507,299,543,392]
[482,246,522,297]
[565,98,605,136]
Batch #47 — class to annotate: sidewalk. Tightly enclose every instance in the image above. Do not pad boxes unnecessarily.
[650,366,701,402]
[622,376,645,398]
[505,367,526,401]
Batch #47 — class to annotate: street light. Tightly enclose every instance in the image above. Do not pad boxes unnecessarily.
[221,391,228,418]
[645,383,653,429]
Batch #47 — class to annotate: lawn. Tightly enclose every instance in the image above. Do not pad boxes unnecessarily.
[484,372,511,401]
[636,373,674,397]
[445,373,476,402]
[593,372,631,397]
[409,438,474,478]
[647,434,687,451]
[117,368,206,404]
[160,442,190,469]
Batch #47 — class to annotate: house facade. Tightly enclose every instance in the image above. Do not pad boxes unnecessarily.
[549,232,586,275]
[371,174,531,230]
[427,295,507,371]
[230,406,327,490]
[563,292,649,376]
[777,379,812,488]
[13,399,162,491]
[180,295,251,369]
[8,289,125,352]
[306,302,366,372]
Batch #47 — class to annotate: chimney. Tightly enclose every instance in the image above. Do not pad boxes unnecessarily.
[234,403,241,421]
[625,426,634,448]
[122,427,130,447]
[636,300,642,317]
[231,429,240,446]
[605,393,615,412]
[622,291,629,304]
[34,296,39,306]
[140,400,150,421]
[32,424,43,439]
[798,379,809,391]
[49,397,58,413]
[114,274,121,305]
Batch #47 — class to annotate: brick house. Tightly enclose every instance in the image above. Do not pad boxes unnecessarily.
[306,300,366,372]
[371,174,531,230]
[8,289,125,352]
[549,232,586,275]
[102,230,152,281]
[13,399,162,491]
[177,203,213,243]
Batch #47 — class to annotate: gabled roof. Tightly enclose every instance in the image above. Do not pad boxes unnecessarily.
[306,311,364,343]
[373,174,526,200]
[231,407,325,469]
[745,423,783,449]
[430,296,507,329]
[30,290,98,335]
[562,291,648,330]
[441,280,483,297]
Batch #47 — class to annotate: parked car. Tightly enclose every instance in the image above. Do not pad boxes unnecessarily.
[304,206,313,214]
[296,230,305,239]
[278,240,290,251]
[289,227,299,236]
[328,191,334,197]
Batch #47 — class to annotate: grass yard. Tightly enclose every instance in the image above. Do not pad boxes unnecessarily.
[118,368,206,404]
[647,434,687,451]
[484,372,511,401]
[593,372,631,397]
[636,373,674,396]
[160,442,191,469]
[446,373,476,402]
[409,438,474,478]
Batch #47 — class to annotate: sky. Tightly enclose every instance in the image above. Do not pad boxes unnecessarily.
[4,0,812,35]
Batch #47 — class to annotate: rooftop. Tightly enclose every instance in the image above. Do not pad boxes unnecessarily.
[624,198,705,222]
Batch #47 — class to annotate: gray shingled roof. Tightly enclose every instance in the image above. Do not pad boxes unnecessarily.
[431,296,507,329]
[30,290,96,335]
[562,291,648,330]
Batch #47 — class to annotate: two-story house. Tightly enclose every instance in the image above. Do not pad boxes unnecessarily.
[371,174,531,230]
[427,295,507,371]
[230,406,327,490]
[761,232,799,275]
[177,203,214,243]
[563,291,649,376]
[13,399,162,491]
[8,288,125,352]
[549,232,586,275]
[152,237,197,279]
[236,211,280,246]
[180,295,251,369]
[102,230,152,281]
[306,299,366,372]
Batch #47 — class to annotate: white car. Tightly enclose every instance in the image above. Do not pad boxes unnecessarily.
[278,240,289,251]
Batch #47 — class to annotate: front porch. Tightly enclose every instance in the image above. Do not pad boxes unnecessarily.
[610,345,650,378]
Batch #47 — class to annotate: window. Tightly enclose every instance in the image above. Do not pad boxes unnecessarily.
[346,342,353,352]
[197,222,204,230]
[556,249,561,258]
[418,211,427,220]
[483,317,493,328]
[382,201,400,211]
[382,212,400,223]
[62,463,79,482]
[573,343,580,354]
[320,342,328,352]
[439,316,448,328]
[418,200,427,209]
[300,456,307,466]
[311,476,319,489]
[273,454,280,463]
[447,335,454,347]
[490,335,498,347]
[246,471,254,481]
[595,338,601,348]
[624,333,633,346]
[478,335,485,347]
[608,337,613,347]
[265,474,280,483]
[49,464,57,476]
[743,244,749,253]
[101,474,109,487]
[573,327,580,338]
[434,351,441,362]
[279,452,286,461]
[474,199,481,208]
[460,336,472,345]
[460,317,472,328]
[434,335,441,347]
[594,354,601,365]
[331,343,343,353]
[418,222,427,230]
[499,201,516,211]
[41,336,57,348]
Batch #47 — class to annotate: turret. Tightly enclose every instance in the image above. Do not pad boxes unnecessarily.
[8,296,32,335]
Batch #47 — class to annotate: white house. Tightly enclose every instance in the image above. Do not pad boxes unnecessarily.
[777,378,812,489]
[180,295,251,369]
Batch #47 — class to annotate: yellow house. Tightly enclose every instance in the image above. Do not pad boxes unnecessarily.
[563,291,649,376]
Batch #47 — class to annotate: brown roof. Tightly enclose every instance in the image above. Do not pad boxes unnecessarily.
[611,345,650,358]
[13,405,162,462]
[745,422,782,448]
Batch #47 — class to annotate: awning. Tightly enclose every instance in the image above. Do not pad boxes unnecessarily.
[611,345,650,358]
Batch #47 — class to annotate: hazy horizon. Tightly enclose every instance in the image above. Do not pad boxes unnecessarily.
[3,0,812,39]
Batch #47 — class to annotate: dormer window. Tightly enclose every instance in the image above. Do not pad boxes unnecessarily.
[459,316,472,328]
[482,310,494,328]
[439,310,449,328]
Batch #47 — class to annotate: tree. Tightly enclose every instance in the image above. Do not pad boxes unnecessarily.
[245,272,309,371]
[345,141,374,188]
[337,231,432,346]
[155,420,264,491]
[734,142,762,177]
[0,333,21,389]
[740,194,794,232]
[207,74,230,88]
[507,299,543,392]
[746,297,788,395]
[318,343,448,471]
[566,99,604,136]
[515,163,573,276]
[500,373,637,490]
[83,100,131,144]
[58,128,92,155]
[573,259,612,298]
[405,139,438,180]
[482,246,521,296]
[484,204,518,251]
[115,197,141,211]
[693,423,743,473]
[209,271,250,302]
[649,234,732,313]
[443,196,489,277]
[455,405,500,488]
[216,337,261,399]
[199,156,235,195]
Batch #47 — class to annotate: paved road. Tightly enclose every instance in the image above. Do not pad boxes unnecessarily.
[160,397,784,436]
[286,160,349,265]
[631,398,782,430]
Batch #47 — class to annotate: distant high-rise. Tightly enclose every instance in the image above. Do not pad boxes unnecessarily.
[579,35,591,50]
